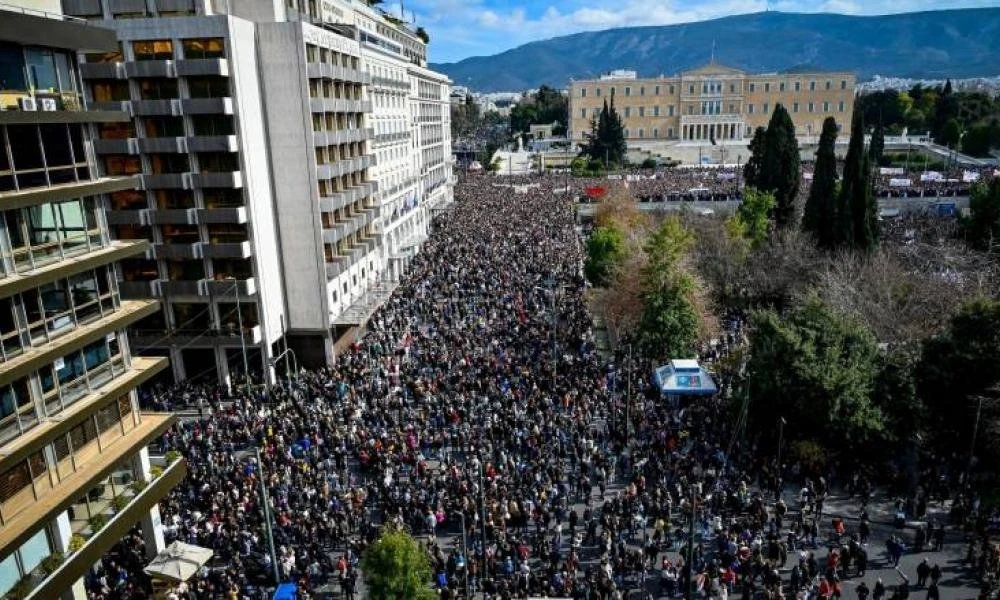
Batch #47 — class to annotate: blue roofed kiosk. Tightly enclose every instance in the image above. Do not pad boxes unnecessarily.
[654,359,718,402]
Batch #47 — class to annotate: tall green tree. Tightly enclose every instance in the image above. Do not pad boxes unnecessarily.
[962,177,1000,252]
[837,111,877,252]
[759,104,801,229]
[638,216,700,360]
[580,97,626,167]
[731,187,776,248]
[743,126,767,189]
[940,118,963,148]
[869,119,885,167]
[748,298,883,445]
[361,527,435,600]
[584,226,626,286]
[802,117,840,249]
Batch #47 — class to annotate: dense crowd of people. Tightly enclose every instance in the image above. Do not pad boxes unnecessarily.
[83,172,999,600]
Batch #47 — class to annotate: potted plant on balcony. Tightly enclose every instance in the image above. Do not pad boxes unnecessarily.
[165,450,181,465]
[150,465,164,479]
[112,495,129,513]
[4,574,34,600]
[40,552,64,575]
[88,513,108,534]
[131,479,148,494]
[68,534,86,553]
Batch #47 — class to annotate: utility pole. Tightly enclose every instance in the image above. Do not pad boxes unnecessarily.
[234,279,251,397]
[967,395,984,487]
[776,416,786,501]
[686,484,697,600]
[255,447,280,585]
[461,512,471,598]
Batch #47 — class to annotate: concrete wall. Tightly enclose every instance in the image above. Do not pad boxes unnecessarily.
[256,21,329,333]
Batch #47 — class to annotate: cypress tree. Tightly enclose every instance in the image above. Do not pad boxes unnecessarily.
[836,112,864,248]
[760,104,801,229]
[802,117,840,249]
[854,149,879,252]
[743,127,766,189]
[870,119,885,167]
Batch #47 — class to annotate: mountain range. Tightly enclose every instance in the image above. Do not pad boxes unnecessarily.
[430,8,1000,93]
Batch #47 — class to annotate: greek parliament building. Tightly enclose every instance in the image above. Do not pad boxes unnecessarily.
[52,0,453,383]
[0,8,180,600]
[569,64,857,160]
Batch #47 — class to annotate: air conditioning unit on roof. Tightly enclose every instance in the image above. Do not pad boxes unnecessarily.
[18,96,37,111]
[39,98,57,111]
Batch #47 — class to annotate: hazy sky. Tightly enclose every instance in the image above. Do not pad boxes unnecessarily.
[400,0,995,64]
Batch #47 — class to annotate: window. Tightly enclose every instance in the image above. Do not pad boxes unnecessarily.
[624,107,630,117]
[638,107,644,117]
[653,128,659,138]
[652,106,659,117]
[838,101,845,112]
[132,40,173,61]
[90,80,129,102]
[638,129,644,138]
[144,117,184,137]
[138,78,178,100]
[749,83,755,92]
[825,80,831,90]
[25,48,58,91]
[104,155,141,176]
[669,85,674,95]
[779,82,785,91]
[668,105,674,116]
[795,81,801,92]
[654,85,660,95]
[623,129,628,138]
[99,121,135,140]
[688,84,694,95]
[668,127,674,138]
[793,102,799,113]
[181,38,224,59]
[823,101,830,112]
[0,44,28,92]
[686,105,692,115]
[763,103,769,114]
[580,88,586,97]
[639,87,644,96]
[747,104,754,114]
[840,80,847,90]
[809,80,816,91]
[580,109,586,118]
[595,88,600,97]
[187,76,229,98]
[730,84,736,93]
[808,102,814,112]
[197,152,239,172]
[149,154,189,174]
[764,82,770,92]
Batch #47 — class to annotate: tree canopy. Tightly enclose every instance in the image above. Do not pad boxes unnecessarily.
[510,85,568,135]
[731,188,776,249]
[584,226,626,286]
[579,98,627,167]
[759,104,801,229]
[801,117,840,249]
[962,177,1000,253]
[360,528,434,600]
[743,127,766,189]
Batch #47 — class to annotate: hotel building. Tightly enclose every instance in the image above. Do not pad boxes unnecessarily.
[0,8,179,599]
[59,0,453,378]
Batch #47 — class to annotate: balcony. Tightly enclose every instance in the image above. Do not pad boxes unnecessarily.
[79,62,126,80]
[188,171,242,189]
[199,277,256,297]
[201,240,251,259]
[195,206,247,224]
[124,61,177,79]
[140,173,187,189]
[308,98,372,114]
[22,456,186,600]
[180,97,233,115]
[130,325,263,348]
[305,63,371,85]
[136,137,185,153]
[91,138,139,155]
[316,156,372,179]
[149,242,200,260]
[158,280,201,296]
[175,59,229,77]
[88,101,133,117]
[311,128,370,146]
[118,280,158,299]
[146,209,194,225]
[186,135,238,153]
[132,99,181,117]
[680,114,745,125]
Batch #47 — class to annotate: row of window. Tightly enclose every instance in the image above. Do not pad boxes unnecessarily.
[621,128,675,139]
[109,188,243,212]
[99,115,235,140]
[120,257,252,284]
[104,152,241,177]
[86,38,225,63]
[0,266,119,363]
[0,199,105,277]
[579,78,850,97]
[0,42,78,95]
[581,100,849,119]
[91,76,230,103]
[304,44,360,70]
[0,124,89,193]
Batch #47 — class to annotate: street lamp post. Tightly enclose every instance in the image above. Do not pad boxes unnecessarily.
[229,278,251,397]
[254,447,281,585]
[776,416,786,500]
[967,395,984,487]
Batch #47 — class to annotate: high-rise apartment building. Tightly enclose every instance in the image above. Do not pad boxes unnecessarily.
[61,0,453,379]
[569,64,856,156]
[0,8,180,599]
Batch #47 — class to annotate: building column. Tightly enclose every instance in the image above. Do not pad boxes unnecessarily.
[133,448,165,559]
[215,347,231,392]
[169,346,185,382]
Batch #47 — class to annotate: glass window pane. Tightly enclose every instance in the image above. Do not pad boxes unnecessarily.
[0,43,27,92]
[54,51,76,94]
[25,48,58,91]
[19,528,50,575]
[40,124,72,168]
[9,125,43,171]
[0,549,19,595]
